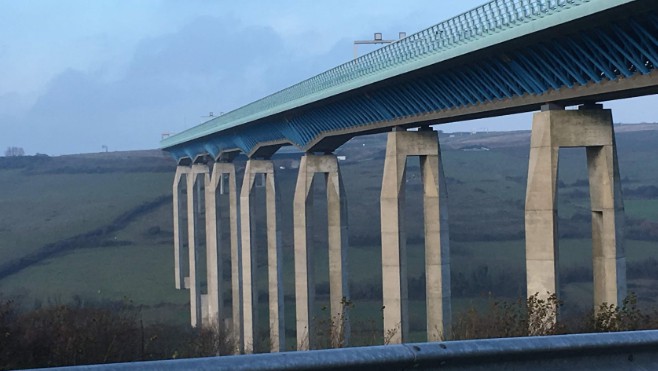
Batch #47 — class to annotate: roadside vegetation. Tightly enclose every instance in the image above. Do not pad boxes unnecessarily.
[3,292,658,369]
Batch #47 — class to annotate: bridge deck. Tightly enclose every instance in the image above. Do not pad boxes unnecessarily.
[161,0,657,162]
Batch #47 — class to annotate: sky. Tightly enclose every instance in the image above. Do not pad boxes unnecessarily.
[1,1,658,156]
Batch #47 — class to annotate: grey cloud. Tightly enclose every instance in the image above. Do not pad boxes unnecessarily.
[7,15,353,155]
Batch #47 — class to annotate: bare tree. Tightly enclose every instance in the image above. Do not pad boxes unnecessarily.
[4,147,25,157]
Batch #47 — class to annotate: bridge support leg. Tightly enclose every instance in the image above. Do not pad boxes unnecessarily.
[589,141,626,308]
[204,167,221,328]
[187,164,209,328]
[525,105,626,313]
[240,159,285,353]
[422,141,452,341]
[380,128,451,344]
[205,162,243,353]
[173,166,189,290]
[294,154,350,350]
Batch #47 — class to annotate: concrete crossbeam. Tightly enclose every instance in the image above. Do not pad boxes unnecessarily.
[525,106,626,310]
[380,129,451,344]
[240,159,285,353]
[293,154,349,351]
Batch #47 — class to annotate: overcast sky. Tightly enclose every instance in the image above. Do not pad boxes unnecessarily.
[1,1,657,155]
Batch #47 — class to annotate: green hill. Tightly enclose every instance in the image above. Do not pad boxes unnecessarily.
[2,125,658,339]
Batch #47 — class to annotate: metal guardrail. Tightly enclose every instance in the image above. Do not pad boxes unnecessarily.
[60,330,658,370]
[161,0,594,149]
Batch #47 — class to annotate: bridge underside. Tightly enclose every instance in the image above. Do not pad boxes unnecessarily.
[168,2,658,163]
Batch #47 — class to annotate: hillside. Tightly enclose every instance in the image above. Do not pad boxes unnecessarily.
[2,124,658,340]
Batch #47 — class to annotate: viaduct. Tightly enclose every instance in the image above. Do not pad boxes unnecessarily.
[161,0,658,353]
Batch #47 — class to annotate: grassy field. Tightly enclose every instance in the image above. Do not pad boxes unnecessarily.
[0,197,176,299]
[1,126,658,338]
[0,170,171,262]
[625,199,658,220]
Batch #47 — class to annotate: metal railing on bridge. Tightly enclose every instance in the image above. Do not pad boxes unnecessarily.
[60,330,658,370]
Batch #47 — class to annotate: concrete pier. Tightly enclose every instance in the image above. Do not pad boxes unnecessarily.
[525,105,626,308]
[218,163,243,351]
[293,154,349,350]
[240,159,285,353]
[204,162,243,352]
[187,164,209,328]
[204,166,221,327]
[380,128,451,344]
[173,166,189,290]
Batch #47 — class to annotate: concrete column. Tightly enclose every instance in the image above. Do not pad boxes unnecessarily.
[204,162,242,347]
[380,129,451,344]
[211,162,243,352]
[240,159,284,353]
[588,141,626,307]
[421,151,451,341]
[294,155,315,350]
[204,167,221,328]
[265,164,285,353]
[294,154,349,350]
[327,159,350,346]
[381,134,408,344]
[525,105,626,309]
[525,113,560,300]
[173,166,189,290]
[187,163,209,328]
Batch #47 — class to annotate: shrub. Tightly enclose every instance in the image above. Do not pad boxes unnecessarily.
[452,293,563,340]
[0,298,237,369]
